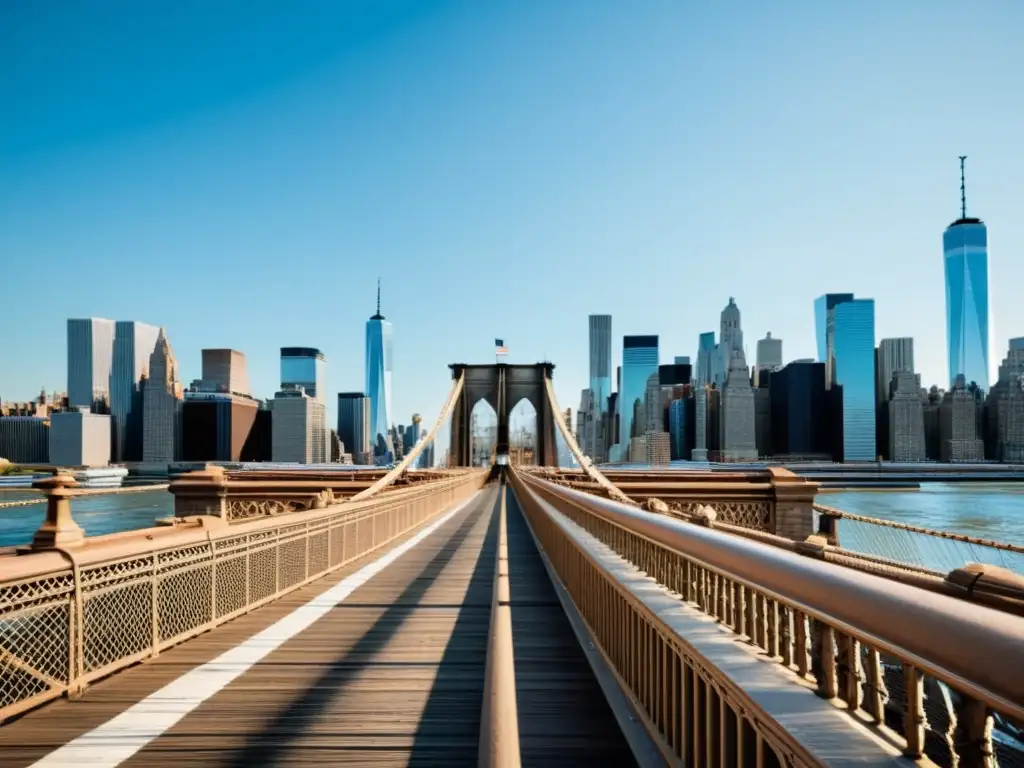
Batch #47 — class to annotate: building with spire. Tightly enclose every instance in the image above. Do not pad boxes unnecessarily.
[142,328,183,465]
[719,347,758,461]
[365,279,394,460]
[944,156,990,391]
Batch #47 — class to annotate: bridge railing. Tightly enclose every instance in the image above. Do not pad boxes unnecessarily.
[510,468,1024,767]
[0,470,486,723]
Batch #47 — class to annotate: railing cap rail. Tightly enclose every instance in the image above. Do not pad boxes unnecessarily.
[525,473,1024,719]
[0,472,482,584]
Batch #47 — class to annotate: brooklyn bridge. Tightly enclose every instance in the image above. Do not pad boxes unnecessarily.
[0,362,1021,767]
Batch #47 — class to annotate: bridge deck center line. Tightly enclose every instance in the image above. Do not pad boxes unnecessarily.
[28,490,485,768]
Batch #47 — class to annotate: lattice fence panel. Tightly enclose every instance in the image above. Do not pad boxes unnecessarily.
[82,582,151,673]
[309,530,329,577]
[328,524,344,567]
[677,500,771,531]
[214,555,247,618]
[342,521,356,562]
[0,600,70,710]
[248,547,277,603]
[158,565,213,643]
[278,539,307,590]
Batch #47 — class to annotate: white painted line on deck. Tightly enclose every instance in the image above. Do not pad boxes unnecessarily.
[31,490,484,768]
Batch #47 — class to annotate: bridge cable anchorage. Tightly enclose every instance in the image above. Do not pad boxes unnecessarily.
[542,377,634,506]
[349,373,467,502]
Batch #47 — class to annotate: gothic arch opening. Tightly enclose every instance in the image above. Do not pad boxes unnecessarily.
[509,397,538,465]
[469,398,498,467]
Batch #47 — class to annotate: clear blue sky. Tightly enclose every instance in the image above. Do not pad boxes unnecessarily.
[2,1,1023,433]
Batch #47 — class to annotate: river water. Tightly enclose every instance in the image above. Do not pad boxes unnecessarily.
[2,482,1023,553]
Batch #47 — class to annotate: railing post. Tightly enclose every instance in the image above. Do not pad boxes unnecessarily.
[30,474,85,549]
[168,465,230,519]
[767,467,818,541]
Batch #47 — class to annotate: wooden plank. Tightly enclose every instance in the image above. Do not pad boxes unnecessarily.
[2,485,642,767]
[505,492,640,767]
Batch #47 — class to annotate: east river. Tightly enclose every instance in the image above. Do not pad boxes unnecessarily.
[2,482,1023,552]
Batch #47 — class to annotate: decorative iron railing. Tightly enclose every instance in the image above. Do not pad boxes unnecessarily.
[0,471,485,723]
[513,469,1024,768]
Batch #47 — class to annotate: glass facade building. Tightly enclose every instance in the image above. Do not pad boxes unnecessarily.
[815,296,875,461]
[588,315,612,415]
[365,306,394,457]
[618,335,659,453]
[768,362,827,456]
[110,320,161,462]
[944,218,989,390]
[67,318,115,411]
[814,293,854,364]
[281,347,326,403]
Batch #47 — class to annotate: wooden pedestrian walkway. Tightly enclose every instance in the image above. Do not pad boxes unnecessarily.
[0,485,639,767]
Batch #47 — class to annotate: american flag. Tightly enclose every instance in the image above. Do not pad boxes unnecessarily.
[495,339,508,356]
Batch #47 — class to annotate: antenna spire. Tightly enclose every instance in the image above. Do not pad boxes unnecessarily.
[959,155,968,219]
[376,277,381,316]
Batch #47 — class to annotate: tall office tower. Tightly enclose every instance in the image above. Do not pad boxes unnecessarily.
[692,386,709,461]
[67,318,116,411]
[271,388,327,464]
[754,332,783,387]
[337,392,372,464]
[814,294,855,365]
[888,371,925,462]
[876,338,915,404]
[719,348,758,461]
[109,320,161,462]
[200,349,250,395]
[944,156,990,391]
[617,335,658,460]
[939,385,985,462]
[769,362,827,457]
[365,280,394,457]
[982,342,1024,461]
[588,314,612,406]
[280,347,326,403]
[695,332,716,387]
[142,328,183,465]
[814,294,876,461]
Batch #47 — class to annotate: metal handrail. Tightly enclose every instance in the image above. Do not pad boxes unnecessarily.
[524,473,1024,723]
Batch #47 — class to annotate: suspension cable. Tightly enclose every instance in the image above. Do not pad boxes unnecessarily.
[542,377,633,505]
[350,373,467,502]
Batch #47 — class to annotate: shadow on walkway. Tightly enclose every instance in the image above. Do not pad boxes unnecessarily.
[226,487,500,768]
[504,489,639,767]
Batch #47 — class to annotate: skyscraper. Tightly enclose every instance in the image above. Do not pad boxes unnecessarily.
[876,338,915,404]
[756,332,783,375]
[67,318,115,411]
[142,328,183,465]
[944,156,990,390]
[588,315,612,414]
[280,347,326,403]
[365,280,393,457]
[337,392,372,463]
[617,335,658,460]
[815,294,876,461]
[110,320,161,462]
[199,349,250,395]
[695,332,716,387]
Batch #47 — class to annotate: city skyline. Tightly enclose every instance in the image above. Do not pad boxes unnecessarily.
[2,4,1024,426]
